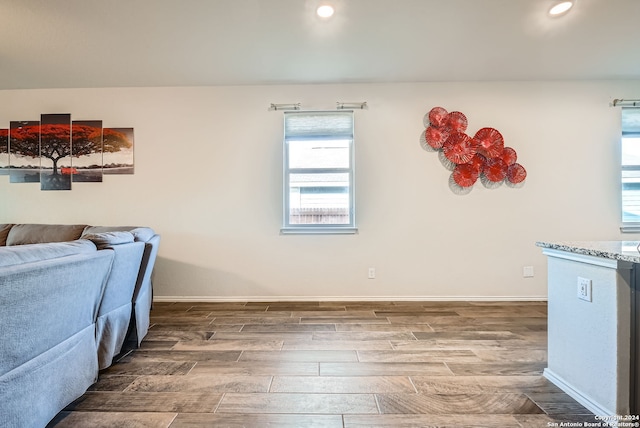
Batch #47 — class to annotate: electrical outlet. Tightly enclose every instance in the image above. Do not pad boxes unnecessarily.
[368,267,376,279]
[577,277,592,302]
[523,266,534,278]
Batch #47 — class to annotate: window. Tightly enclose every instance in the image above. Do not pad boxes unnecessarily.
[621,107,640,231]
[282,111,356,234]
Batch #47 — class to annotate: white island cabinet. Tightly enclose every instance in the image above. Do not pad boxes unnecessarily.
[537,241,640,417]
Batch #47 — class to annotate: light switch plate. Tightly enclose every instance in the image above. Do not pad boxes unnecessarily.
[577,277,592,302]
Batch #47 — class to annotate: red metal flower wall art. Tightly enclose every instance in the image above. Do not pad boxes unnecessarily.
[420,106,527,194]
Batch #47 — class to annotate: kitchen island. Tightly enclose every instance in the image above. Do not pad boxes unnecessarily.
[537,241,639,417]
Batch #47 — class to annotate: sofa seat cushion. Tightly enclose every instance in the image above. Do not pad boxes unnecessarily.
[0,240,97,268]
[6,224,87,246]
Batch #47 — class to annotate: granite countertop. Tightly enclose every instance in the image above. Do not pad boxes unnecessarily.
[536,241,640,263]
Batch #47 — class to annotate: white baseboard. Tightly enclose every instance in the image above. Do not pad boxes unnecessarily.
[544,368,614,417]
[153,295,547,303]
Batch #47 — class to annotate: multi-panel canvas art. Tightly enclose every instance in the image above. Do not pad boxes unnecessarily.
[72,120,103,182]
[40,114,72,191]
[103,128,134,175]
[1,113,133,191]
[9,121,41,183]
[0,129,7,175]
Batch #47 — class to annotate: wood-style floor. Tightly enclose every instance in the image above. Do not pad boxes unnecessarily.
[49,301,599,427]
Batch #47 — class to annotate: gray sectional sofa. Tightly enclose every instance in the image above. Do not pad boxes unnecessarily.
[0,223,160,428]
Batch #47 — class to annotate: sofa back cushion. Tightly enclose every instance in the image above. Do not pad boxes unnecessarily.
[0,224,13,246]
[6,224,87,246]
[82,226,155,243]
[0,240,97,268]
[82,231,135,249]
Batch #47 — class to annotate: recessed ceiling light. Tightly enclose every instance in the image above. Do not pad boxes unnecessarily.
[549,1,574,16]
[317,4,335,19]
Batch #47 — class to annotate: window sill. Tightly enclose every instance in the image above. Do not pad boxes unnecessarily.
[280,227,358,235]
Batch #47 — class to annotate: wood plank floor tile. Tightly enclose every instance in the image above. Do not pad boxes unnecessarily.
[410,376,484,394]
[300,316,391,324]
[151,323,243,332]
[374,311,460,317]
[473,376,563,393]
[125,374,272,393]
[216,392,378,414]
[467,317,548,326]
[172,339,283,351]
[526,392,594,415]
[168,413,344,428]
[211,331,314,340]
[151,315,213,323]
[270,375,416,393]
[100,361,196,376]
[239,350,358,362]
[312,331,418,341]
[144,331,214,341]
[126,350,242,363]
[390,339,505,351]
[292,310,376,317]
[356,349,482,363]
[320,362,452,376]
[210,316,300,325]
[48,411,177,428]
[260,301,321,308]
[138,340,179,351]
[241,323,336,332]
[87,375,139,392]
[335,323,435,332]
[454,308,547,318]
[376,392,544,415]
[386,316,459,325]
[446,362,547,376]
[188,361,319,376]
[412,331,524,340]
[189,302,265,309]
[473,349,547,363]
[66,391,223,413]
[282,339,394,351]
[343,414,523,427]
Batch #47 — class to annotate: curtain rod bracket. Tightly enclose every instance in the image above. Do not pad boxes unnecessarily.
[337,102,367,110]
[612,99,640,107]
[269,103,301,111]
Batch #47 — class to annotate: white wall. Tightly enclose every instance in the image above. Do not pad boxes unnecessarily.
[1,80,639,300]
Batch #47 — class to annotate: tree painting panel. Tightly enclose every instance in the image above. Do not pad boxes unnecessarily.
[0,129,8,175]
[40,113,72,190]
[103,128,134,174]
[72,120,103,182]
[9,121,40,183]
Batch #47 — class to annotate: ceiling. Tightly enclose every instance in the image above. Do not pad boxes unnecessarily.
[0,0,639,90]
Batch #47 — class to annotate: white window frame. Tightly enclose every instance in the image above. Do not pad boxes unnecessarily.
[621,107,640,232]
[281,110,357,234]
